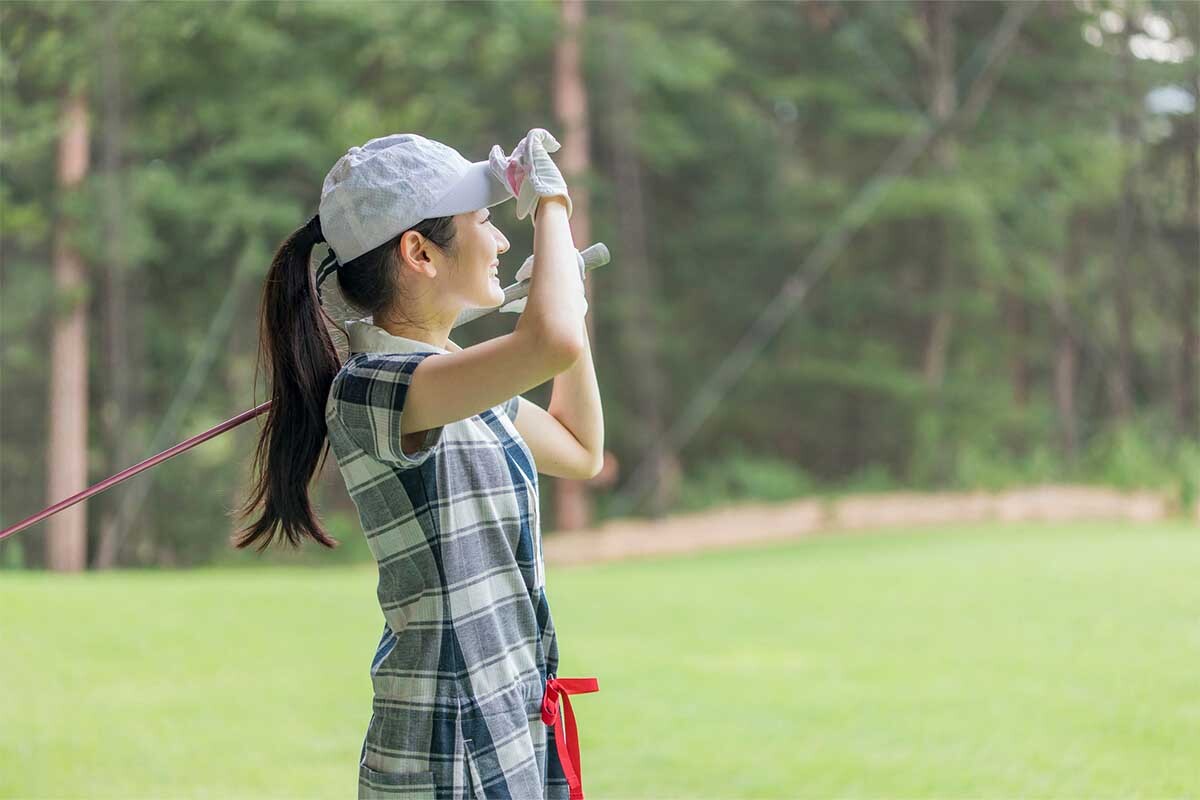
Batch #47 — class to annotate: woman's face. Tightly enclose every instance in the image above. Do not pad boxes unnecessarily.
[447,207,510,309]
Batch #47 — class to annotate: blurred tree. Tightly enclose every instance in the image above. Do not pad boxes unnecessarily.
[45,85,90,572]
[550,0,601,531]
[1,0,1196,567]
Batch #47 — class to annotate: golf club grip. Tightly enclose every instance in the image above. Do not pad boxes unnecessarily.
[453,242,609,327]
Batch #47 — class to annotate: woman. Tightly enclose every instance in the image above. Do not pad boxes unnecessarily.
[233,130,602,799]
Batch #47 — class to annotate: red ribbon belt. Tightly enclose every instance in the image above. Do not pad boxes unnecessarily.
[541,676,600,800]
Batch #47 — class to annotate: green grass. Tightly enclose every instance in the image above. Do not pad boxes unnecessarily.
[2,520,1198,798]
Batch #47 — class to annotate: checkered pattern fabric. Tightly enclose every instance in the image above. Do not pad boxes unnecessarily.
[325,318,569,798]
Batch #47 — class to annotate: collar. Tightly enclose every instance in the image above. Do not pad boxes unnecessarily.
[344,317,450,355]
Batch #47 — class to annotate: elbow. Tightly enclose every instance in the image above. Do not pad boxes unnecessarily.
[581,448,604,480]
[516,306,586,368]
[538,324,586,369]
[586,455,604,480]
[556,333,587,365]
[513,320,584,375]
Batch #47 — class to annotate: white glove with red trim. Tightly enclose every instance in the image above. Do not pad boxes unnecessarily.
[488,128,573,221]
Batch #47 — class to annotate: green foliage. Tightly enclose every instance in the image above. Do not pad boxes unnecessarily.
[675,446,815,512]
[1081,417,1200,510]
[2,0,1196,567]
[1177,443,1200,516]
[835,462,899,494]
[953,437,1069,491]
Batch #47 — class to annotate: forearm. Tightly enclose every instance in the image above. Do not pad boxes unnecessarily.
[515,198,585,348]
[546,318,603,471]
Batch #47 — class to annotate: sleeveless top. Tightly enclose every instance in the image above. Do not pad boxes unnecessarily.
[325,317,559,722]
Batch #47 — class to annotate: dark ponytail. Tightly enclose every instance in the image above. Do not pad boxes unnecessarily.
[233,214,341,552]
[231,212,459,553]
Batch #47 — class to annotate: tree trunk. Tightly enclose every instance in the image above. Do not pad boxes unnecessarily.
[45,88,91,573]
[1053,212,1083,463]
[915,0,959,486]
[1108,22,1138,420]
[601,5,678,516]
[1007,293,1029,408]
[920,0,959,393]
[551,0,597,531]
[1006,279,1029,454]
[1007,289,1029,409]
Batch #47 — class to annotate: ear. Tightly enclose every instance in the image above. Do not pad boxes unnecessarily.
[398,230,438,278]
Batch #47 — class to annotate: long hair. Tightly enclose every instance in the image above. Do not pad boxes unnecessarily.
[232,213,457,552]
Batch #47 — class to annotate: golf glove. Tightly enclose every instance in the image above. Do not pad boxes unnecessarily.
[488,128,573,221]
[498,249,587,317]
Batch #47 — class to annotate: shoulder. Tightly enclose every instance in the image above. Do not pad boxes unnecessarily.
[326,351,442,434]
[327,352,450,468]
[330,351,440,400]
[339,351,434,380]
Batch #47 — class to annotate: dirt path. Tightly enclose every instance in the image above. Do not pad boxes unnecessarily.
[543,485,1198,567]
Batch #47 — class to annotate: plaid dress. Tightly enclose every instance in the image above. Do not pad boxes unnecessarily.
[325,318,575,799]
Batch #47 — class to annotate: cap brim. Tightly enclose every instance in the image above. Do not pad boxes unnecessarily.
[426,160,513,218]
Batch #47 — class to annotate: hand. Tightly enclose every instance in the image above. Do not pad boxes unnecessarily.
[488,128,573,221]
[498,249,587,317]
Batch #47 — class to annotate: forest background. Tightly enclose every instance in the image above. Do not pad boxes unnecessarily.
[1,0,1197,570]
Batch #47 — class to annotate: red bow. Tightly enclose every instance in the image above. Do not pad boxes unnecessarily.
[541,676,600,800]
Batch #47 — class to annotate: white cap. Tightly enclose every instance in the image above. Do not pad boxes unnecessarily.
[318,133,512,265]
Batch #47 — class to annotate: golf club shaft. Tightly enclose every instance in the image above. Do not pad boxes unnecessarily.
[1,242,611,541]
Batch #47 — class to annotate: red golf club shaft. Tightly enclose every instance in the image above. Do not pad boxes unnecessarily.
[1,242,610,542]
[1,402,271,541]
